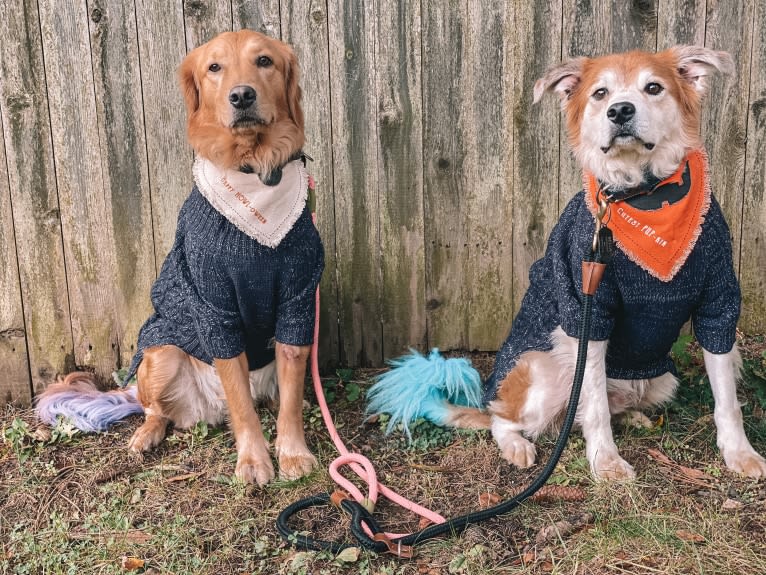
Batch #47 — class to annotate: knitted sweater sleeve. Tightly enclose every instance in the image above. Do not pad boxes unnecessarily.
[692,200,740,354]
[274,238,325,346]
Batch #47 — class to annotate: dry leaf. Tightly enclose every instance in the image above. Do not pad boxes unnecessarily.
[479,492,501,508]
[418,516,434,530]
[335,546,360,563]
[721,498,743,510]
[416,562,440,574]
[675,530,705,543]
[535,513,594,545]
[121,556,145,571]
[33,426,52,442]
[541,560,554,572]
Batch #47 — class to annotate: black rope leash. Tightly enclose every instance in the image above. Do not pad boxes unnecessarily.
[277,221,614,557]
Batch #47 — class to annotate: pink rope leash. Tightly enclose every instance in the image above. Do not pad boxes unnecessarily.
[309,216,445,540]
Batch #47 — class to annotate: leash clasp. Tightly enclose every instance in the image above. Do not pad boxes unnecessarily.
[372,534,414,559]
[592,191,611,253]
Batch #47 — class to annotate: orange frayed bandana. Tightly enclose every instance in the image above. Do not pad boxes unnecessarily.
[585,149,710,282]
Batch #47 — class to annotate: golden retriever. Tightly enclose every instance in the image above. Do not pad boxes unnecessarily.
[36,30,322,487]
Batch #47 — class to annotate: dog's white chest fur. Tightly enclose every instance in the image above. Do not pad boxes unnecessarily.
[193,157,309,248]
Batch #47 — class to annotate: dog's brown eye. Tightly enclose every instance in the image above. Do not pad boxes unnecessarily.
[592,88,608,101]
[256,56,273,68]
[208,63,221,72]
[645,82,663,95]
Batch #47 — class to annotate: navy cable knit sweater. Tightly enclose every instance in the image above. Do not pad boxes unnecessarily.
[126,186,324,379]
[483,189,740,403]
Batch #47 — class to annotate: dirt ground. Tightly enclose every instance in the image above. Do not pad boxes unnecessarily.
[2,336,766,574]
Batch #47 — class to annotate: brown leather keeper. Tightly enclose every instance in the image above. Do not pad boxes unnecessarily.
[330,489,350,508]
[582,261,607,295]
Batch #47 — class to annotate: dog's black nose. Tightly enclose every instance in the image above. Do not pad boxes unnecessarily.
[607,101,635,125]
[229,85,256,110]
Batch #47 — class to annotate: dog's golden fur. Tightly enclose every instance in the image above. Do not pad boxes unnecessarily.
[179,30,304,175]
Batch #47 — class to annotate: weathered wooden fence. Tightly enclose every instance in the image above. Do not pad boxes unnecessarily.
[1,0,764,405]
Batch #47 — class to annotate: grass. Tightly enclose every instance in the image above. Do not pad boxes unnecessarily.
[2,336,766,574]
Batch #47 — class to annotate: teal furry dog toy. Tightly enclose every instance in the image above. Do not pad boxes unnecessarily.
[365,349,482,440]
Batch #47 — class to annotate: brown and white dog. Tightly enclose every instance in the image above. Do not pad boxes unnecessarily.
[36,30,321,486]
[368,46,766,481]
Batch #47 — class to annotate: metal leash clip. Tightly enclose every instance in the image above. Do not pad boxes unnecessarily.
[592,190,611,253]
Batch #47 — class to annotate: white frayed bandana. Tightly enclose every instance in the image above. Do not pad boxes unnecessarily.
[193,157,308,248]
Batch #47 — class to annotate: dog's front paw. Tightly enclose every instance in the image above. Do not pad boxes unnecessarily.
[621,410,653,429]
[590,450,635,481]
[278,450,318,481]
[723,448,766,479]
[235,450,276,486]
[496,431,537,468]
[128,416,168,453]
[276,439,318,481]
[235,436,275,485]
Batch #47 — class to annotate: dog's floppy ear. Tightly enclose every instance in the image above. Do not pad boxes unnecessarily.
[178,48,200,115]
[672,45,734,95]
[533,57,587,104]
[283,45,304,132]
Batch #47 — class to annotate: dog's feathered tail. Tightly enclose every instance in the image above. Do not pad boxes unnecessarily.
[365,348,491,440]
[35,372,143,433]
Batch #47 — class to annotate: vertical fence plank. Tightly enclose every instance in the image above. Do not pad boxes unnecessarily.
[656,0,706,48]
[461,1,514,349]
[740,0,766,332]
[0,113,31,405]
[702,0,754,273]
[38,0,118,377]
[184,0,233,48]
[282,0,341,368]
[510,0,562,318]
[422,0,469,350]
[327,0,382,366]
[135,0,191,269]
[88,0,156,370]
[0,0,72,395]
[376,0,427,356]
[611,0,658,51]
[233,0,280,36]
